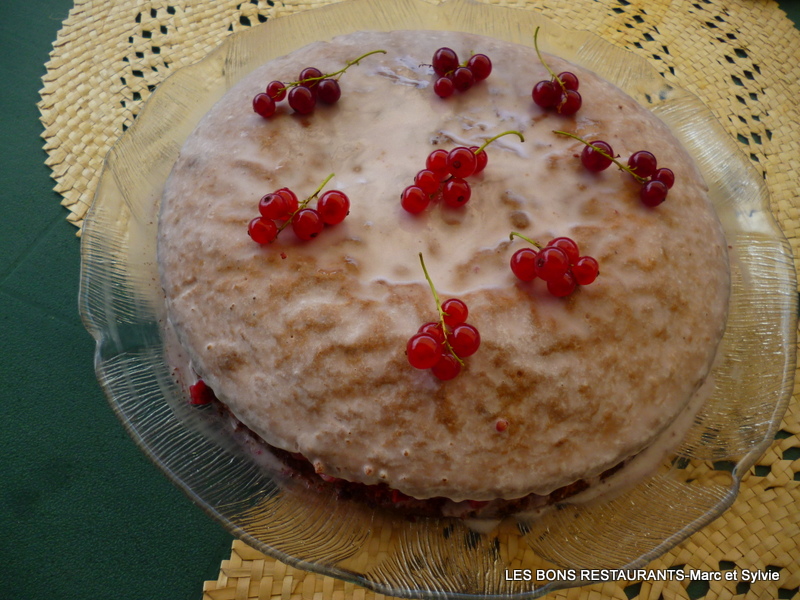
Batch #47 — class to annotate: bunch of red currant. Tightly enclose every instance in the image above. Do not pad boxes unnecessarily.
[252,49,385,117]
[530,27,582,116]
[247,174,350,244]
[430,47,492,99]
[555,130,675,207]
[406,254,481,380]
[401,130,524,214]
[509,233,599,297]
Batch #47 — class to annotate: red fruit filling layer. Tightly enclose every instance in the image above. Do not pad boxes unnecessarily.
[192,380,628,519]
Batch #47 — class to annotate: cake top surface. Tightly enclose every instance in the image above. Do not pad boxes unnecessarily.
[158,30,730,501]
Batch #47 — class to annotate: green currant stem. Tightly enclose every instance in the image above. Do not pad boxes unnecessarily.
[283,49,386,90]
[277,173,335,234]
[509,231,542,249]
[458,51,479,68]
[553,130,647,183]
[533,26,566,96]
[304,172,335,206]
[341,49,386,70]
[327,49,387,81]
[474,130,525,155]
[418,253,464,366]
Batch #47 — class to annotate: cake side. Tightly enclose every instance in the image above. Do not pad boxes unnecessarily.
[158,30,730,502]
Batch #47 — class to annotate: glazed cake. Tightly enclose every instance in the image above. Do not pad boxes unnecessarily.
[157,30,730,516]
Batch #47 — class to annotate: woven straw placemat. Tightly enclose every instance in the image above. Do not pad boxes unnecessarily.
[39,1,800,599]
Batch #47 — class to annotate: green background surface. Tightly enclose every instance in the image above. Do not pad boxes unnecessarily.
[1,1,799,599]
[0,1,233,599]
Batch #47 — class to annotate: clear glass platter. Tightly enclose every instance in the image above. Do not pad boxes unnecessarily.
[78,0,797,597]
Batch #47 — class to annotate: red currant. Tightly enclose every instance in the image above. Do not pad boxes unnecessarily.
[510,248,538,281]
[291,208,324,240]
[317,79,341,104]
[434,76,455,98]
[652,167,675,189]
[298,67,323,92]
[628,150,658,178]
[546,271,577,297]
[452,67,475,92]
[557,71,579,91]
[189,380,216,405]
[248,217,278,245]
[431,352,462,381]
[581,141,614,172]
[426,149,450,180]
[266,80,286,101]
[546,237,580,264]
[447,146,477,178]
[572,256,599,285]
[441,298,468,327]
[317,190,350,225]
[401,185,430,214]
[442,178,471,208]
[557,90,582,115]
[258,193,288,220]
[469,146,488,174]
[448,323,481,358]
[414,169,440,195]
[640,180,669,207]
[495,418,509,433]
[467,54,492,81]
[432,47,459,76]
[532,80,559,109]
[275,188,299,216]
[418,322,446,347]
[407,333,442,369]
[252,93,276,118]
[288,86,316,115]
[534,246,570,281]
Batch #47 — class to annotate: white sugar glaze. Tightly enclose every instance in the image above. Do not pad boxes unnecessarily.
[158,31,730,502]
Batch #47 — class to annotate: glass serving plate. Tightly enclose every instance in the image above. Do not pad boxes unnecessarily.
[79,0,797,597]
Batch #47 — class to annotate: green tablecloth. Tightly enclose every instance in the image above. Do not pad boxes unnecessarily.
[0,2,231,598]
[2,1,799,599]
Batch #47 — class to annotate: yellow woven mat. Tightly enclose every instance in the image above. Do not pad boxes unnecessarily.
[39,0,800,598]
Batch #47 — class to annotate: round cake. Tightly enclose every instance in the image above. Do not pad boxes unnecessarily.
[157,30,730,514]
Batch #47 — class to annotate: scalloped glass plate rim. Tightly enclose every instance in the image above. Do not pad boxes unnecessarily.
[78,0,797,598]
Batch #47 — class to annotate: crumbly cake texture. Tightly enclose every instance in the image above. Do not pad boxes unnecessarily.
[158,30,730,502]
